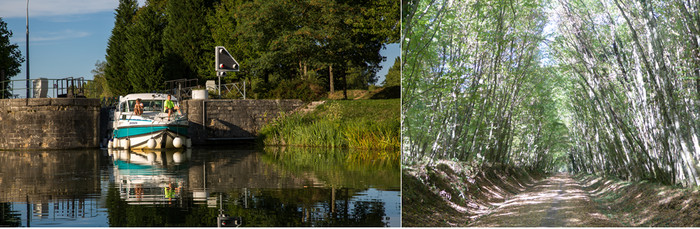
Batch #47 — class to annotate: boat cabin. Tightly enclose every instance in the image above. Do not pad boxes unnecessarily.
[117,93,177,113]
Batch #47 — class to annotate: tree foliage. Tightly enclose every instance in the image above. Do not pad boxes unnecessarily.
[105,0,138,96]
[402,0,567,172]
[231,0,397,98]
[162,0,215,81]
[85,60,113,98]
[0,17,25,98]
[103,0,399,97]
[552,0,700,186]
[404,0,700,187]
[383,56,400,87]
[125,1,168,92]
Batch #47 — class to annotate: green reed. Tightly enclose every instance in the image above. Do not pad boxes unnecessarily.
[258,99,400,151]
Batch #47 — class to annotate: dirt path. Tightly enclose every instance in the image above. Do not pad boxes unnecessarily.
[469,173,621,227]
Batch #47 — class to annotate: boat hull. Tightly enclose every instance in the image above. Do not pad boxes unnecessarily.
[113,125,190,150]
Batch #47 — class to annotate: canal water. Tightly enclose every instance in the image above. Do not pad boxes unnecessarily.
[0,146,400,227]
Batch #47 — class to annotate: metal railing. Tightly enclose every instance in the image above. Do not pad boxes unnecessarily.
[219,81,247,99]
[164,78,200,101]
[0,77,248,101]
[164,78,247,100]
[0,77,93,99]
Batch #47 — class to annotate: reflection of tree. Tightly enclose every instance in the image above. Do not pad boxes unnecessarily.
[106,183,128,226]
[106,184,219,227]
[0,203,21,226]
[316,188,387,227]
[225,188,388,226]
[104,147,395,227]
[348,201,387,226]
[105,185,389,226]
[261,147,400,190]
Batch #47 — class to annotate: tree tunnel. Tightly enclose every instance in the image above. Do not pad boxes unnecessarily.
[402,0,700,187]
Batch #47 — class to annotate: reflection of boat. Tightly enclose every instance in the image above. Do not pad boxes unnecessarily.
[109,149,190,204]
[109,148,190,166]
[111,93,191,150]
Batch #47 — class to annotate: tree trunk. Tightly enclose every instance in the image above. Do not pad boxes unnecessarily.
[298,61,304,80]
[342,64,348,100]
[329,65,334,94]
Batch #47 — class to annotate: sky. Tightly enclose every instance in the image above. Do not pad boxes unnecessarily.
[0,0,399,98]
[538,4,560,67]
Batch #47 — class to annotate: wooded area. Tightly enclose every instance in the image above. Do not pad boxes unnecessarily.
[104,0,399,100]
[402,0,700,187]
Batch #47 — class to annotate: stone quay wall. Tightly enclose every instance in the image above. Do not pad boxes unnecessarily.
[182,99,304,144]
[0,98,100,149]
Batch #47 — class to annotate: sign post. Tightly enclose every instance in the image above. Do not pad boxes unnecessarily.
[214,46,240,98]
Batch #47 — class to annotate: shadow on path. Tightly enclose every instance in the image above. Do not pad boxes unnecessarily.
[469,173,621,227]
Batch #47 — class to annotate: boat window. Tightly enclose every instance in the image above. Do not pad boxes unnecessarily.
[128,100,135,112]
[143,100,164,112]
[129,100,164,112]
[119,102,127,112]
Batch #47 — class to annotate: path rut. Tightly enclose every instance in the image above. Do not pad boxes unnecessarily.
[470,173,621,227]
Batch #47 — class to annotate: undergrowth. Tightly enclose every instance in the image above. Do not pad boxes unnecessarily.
[575,174,700,226]
[402,161,542,226]
[258,99,400,152]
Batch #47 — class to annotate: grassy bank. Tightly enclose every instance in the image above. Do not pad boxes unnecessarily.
[402,161,542,226]
[258,99,399,151]
[575,174,700,226]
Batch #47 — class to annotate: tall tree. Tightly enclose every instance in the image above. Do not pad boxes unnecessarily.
[383,56,400,87]
[125,2,168,92]
[402,0,561,170]
[207,0,257,97]
[104,0,398,99]
[236,0,323,83]
[233,0,399,98]
[351,0,401,44]
[552,0,700,186]
[0,17,24,99]
[317,0,398,97]
[104,0,138,96]
[162,0,216,82]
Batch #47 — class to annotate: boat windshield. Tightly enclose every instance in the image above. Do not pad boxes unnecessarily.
[128,100,165,112]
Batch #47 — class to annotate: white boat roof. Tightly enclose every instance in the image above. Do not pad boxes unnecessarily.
[120,93,177,101]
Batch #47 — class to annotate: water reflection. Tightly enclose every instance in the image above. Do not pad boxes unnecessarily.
[0,147,399,227]
[0,150,108,226]
[109,149,189,205]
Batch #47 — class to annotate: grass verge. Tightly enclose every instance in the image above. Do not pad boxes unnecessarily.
[575,174,700,226]
[258,99,399,152]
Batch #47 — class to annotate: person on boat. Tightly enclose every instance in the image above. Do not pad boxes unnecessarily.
[164,94,181,121]
[165,185,174,200]
[134,98,144,115]
[135,183,143,199]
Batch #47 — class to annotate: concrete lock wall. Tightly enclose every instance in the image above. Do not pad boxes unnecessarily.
[183,99,304,144]
[0,98,101,150]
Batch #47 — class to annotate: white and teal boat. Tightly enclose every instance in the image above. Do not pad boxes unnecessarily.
[111,93,191,150]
